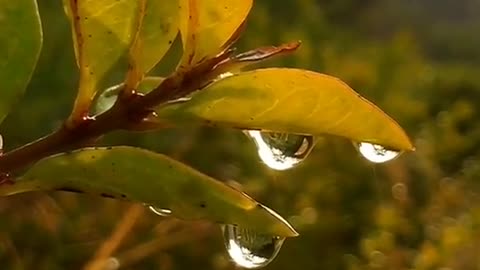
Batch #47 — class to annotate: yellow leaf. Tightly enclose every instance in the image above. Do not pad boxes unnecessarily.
[63,0,138,119]
[178,0,252,67]
[158,68,414,151]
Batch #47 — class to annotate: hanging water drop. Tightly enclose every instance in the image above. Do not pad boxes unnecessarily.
[222,224,285,269]
[246,130,315,170]
[148,206,172,217]
[357,142,400,163]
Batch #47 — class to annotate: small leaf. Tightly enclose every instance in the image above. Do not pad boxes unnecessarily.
[124,0,178,91]
[6,147,297,237]
[94,77,163,115]
[64,0,179,118]
[63,0,138,119]
[211,41,302,76]
[226,41,302,69]
[178,0,252,67]
[0,0,42,124]
[157,68,414,151]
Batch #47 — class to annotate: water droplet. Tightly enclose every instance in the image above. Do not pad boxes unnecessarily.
[357,142,400,163]
[148,206,172,217]
[246,130,314,170]
[222,224,285,269]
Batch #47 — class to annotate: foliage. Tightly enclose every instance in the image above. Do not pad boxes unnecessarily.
[1,0,478,269]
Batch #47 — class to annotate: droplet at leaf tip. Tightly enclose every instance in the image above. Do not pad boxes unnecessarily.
[222,224,286,269]
[156,68,414,153]
[357,142,401,163]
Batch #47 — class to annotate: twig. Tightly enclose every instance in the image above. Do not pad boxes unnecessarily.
[83,204,144,270]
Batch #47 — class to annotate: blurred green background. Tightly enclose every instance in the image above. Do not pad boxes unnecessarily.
[2,0,480,269]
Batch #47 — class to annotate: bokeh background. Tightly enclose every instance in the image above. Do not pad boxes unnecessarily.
[2,0,480,269]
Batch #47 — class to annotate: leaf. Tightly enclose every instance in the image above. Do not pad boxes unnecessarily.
[157,68,414,151]
[0,0,42,124]
[124,0,178,91]
[64,0,178,118]
[63,0,138,118]
[178,0,252,67]
[5,147,297,237]
[93,77,163,115]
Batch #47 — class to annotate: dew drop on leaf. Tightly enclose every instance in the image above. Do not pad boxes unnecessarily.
[148,206,172,217]
[357,142,400,163]
[246,130,314,170]
[222,224,285,269]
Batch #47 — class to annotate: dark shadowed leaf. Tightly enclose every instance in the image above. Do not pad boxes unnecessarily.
[0,0,42,124]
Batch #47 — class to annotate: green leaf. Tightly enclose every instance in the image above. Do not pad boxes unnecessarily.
[93,77,163,115]
[0,0,42,124]
[157,68,414,151]
[5,146,297,237]
[63,0,178,118]
[178,0,252,66]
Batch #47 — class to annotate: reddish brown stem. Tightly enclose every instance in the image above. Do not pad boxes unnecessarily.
[0,50,230,175]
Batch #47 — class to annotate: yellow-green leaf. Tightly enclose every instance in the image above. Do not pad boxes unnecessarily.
[157,68,414,151]
[178,0,252,66]
[64,0,179,118]
[64,0,138,117]
[0,0,42,124]
[4,146,297,237]
[125,0,178,90]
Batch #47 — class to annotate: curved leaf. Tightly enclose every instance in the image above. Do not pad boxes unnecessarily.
[63,0,138,115]
[3,147,297,237]
[157,68,414,151]
[64,0,179,117]
[178,0,252,66]
[0,0,42,124]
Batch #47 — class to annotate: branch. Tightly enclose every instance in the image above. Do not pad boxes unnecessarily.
[0,49,231,176]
